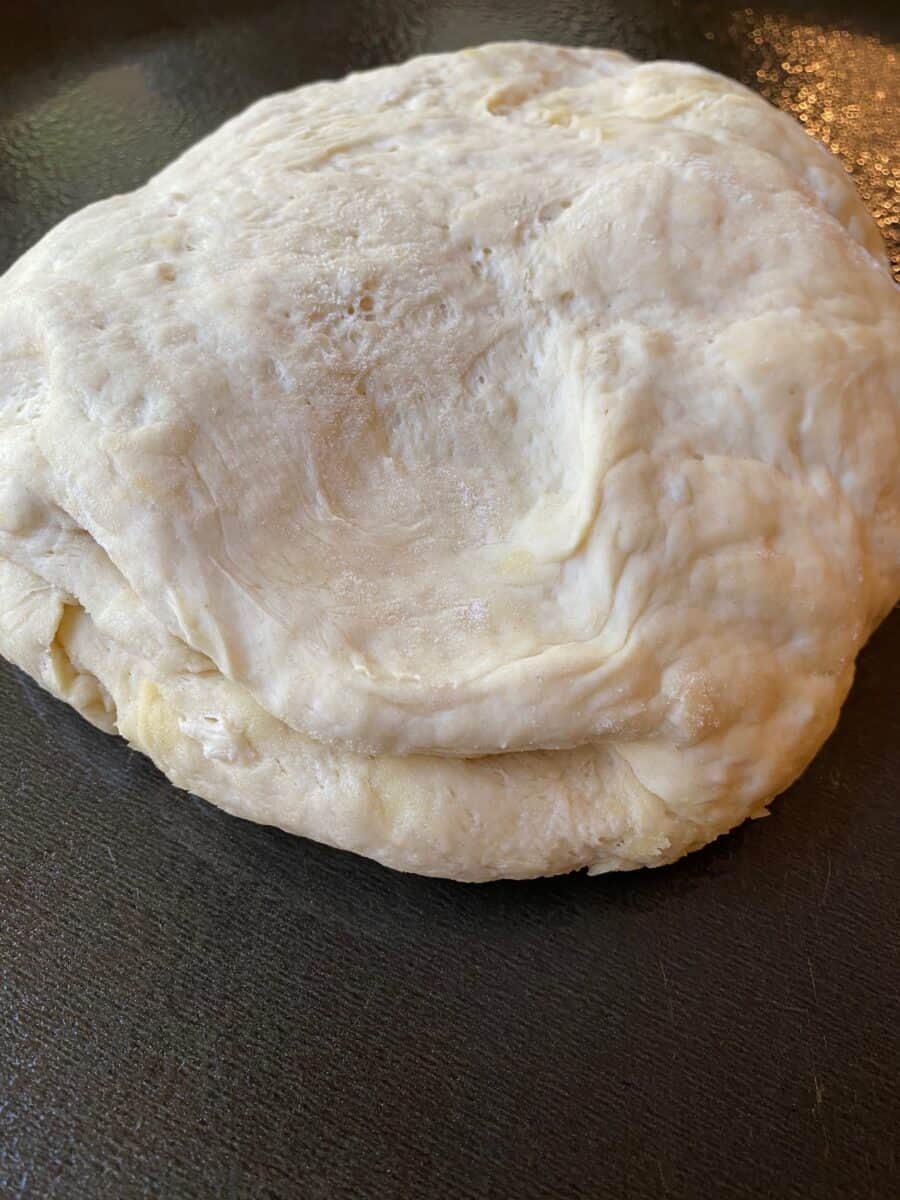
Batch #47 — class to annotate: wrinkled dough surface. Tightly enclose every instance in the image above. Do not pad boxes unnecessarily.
[1,43,898,879]
[0,554,806,881]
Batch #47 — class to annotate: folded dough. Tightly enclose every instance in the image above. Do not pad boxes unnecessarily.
[1,43,897,879]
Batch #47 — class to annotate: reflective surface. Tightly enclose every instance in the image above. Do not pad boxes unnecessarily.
[1,3,898,1198]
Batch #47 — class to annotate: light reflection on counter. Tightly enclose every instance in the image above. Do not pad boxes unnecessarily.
[729,10,899,277]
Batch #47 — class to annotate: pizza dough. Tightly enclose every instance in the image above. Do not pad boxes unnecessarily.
[1,42,898,879]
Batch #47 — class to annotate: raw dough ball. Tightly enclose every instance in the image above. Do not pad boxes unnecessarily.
[1,43,898,879]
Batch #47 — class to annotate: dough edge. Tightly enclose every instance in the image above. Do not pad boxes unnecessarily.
[0,553,809,881]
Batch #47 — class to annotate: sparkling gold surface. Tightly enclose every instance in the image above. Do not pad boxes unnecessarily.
[728,9,899,277]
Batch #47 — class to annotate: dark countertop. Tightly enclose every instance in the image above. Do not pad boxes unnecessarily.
[1,3,898,1197]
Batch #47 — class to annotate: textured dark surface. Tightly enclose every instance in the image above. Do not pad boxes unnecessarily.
[1,3,899,1198]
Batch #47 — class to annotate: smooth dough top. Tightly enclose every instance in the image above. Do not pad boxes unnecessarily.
[1,45,898,820]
